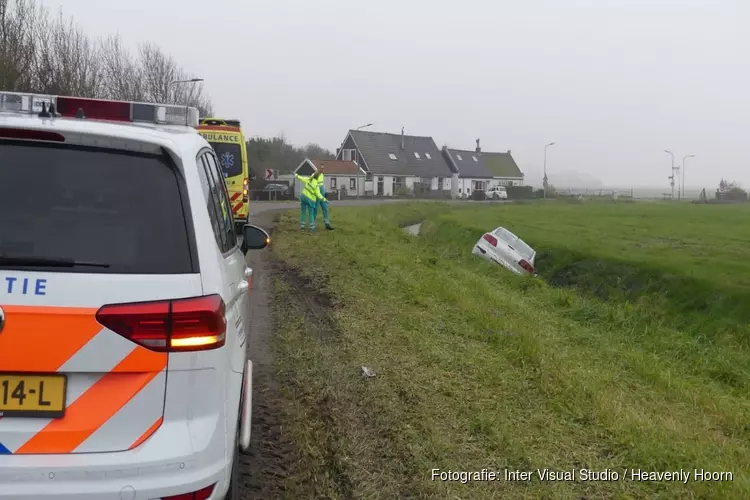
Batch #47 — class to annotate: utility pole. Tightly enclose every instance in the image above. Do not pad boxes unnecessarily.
[543,142,555,199]
[682,154,695,200]
[353,123,373,199]
[664,149,675,199]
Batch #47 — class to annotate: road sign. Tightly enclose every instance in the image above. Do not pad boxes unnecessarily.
[264,168,274,180]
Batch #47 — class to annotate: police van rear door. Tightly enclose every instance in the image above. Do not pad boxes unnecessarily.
[0,136,202,455]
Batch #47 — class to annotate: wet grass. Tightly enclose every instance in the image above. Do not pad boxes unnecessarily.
[269,200,750,499]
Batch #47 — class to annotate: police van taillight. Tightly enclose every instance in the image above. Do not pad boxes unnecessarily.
[95,295,227,352]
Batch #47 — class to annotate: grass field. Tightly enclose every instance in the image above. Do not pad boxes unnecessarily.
[268,200,750,499]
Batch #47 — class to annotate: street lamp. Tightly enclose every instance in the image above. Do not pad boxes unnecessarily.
[356,123,374,130]
[170,78,204,85]
[543,142,555,199]
[682,154,695,200]
[169,78,204,125]
[664,149,675,199]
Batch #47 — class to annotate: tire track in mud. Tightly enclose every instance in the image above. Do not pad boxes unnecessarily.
[238,210,348,499]
[238,211,295,499]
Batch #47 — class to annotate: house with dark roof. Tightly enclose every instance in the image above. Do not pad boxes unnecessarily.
[293,158,367,197]
[442,140,524,198]
[334,128,453,196]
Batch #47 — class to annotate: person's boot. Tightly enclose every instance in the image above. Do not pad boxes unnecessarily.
[325,223,334,231]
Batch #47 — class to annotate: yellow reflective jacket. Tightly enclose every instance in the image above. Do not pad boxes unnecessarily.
[313,173,326,198]
[295,173,325,201]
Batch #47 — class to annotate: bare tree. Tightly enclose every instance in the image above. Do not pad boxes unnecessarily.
[0,0,39,91]
[137,42,213,115]
[0,0,214,116]
[31,9,101,96]
[98,35,144,101]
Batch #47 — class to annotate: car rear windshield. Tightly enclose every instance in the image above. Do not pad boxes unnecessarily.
[494,228,534,259]
[209,142,243,178]
[0,141,194,274]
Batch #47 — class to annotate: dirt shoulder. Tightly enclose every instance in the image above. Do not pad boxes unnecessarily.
[237,209,295,499]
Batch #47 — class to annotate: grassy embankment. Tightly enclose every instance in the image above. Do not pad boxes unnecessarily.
[268,200,750,499]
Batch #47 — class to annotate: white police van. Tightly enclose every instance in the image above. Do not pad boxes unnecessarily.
[0,91,269,500]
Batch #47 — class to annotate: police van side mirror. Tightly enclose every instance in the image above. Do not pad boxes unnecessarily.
[241,224,270,253]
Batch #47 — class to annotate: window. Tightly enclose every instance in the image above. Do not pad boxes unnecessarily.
[207,141,243,178]
[0,141,194,274]
[472,156,478,162]
[388,153,398,160]
[414,152,421,159]
[200,152,236,253]
[331,178,337,189]
[456,154,463,161]
[493,228,534,260]
[198,155,223,247]
[425,153,432,159]
[342,149,356,162]
[349,178,356,190]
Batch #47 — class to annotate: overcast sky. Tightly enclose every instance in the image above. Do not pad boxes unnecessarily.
[43,0,749,189]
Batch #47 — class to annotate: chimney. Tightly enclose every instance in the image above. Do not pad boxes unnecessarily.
[336,147,340,157]
[475,138,481,154]
[507,150,511,154]
[401,127,405,150]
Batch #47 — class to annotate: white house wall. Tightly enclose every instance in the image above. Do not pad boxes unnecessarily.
[326,176,366,196]
[454,178,496,196]
[493,177,524,187]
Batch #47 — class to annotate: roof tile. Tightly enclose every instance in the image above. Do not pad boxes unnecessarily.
[347,130,453,177]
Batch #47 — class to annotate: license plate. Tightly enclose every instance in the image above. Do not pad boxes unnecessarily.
[0,373,67,418]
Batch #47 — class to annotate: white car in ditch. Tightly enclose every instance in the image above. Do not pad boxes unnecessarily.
[472,227,537,276]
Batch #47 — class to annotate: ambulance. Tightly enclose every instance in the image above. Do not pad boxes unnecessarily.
[196,118,249,227]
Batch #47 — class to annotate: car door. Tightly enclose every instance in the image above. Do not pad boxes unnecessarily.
[199,151,249,374]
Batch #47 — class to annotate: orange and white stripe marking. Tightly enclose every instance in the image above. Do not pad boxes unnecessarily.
[0,305,167,454]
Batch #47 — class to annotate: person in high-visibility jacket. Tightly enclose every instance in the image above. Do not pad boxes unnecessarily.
[312,169,334,231]
[295,171,326,231]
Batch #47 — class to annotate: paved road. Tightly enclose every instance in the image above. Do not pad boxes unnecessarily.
[248,198,411,217]
[248,198,510,218]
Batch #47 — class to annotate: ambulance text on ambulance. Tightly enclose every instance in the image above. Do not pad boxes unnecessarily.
[199,133,240,143]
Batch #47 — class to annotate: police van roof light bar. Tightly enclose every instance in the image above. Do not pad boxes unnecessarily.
[0,91,200,127]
